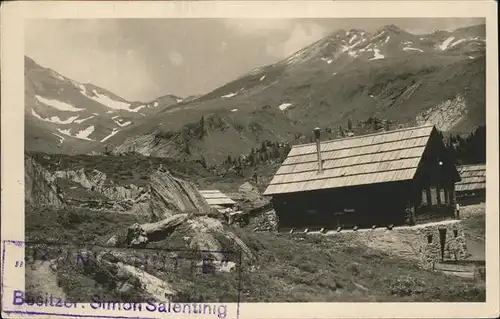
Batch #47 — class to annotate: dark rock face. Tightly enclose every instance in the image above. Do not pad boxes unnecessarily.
[148,167,214,221]
[25,155,64,207]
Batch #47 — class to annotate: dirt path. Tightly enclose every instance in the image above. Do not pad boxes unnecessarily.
[26,260,66,298]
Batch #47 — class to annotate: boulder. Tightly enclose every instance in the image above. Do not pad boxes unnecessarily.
[238,181,269,211]
[140,214,189,242]
[126,223,149,248]
[149,167,215,221]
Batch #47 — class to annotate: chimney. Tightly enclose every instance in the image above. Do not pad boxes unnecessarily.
[314,127,323,173]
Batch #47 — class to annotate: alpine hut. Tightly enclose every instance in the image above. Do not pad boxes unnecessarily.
[263,125,461,231]
[455,164,486,205]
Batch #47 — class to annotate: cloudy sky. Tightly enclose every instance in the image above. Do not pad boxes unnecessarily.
[25,18,483,102]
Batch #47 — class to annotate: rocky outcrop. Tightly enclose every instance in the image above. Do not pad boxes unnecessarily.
[149,167,215,221]
[102,184,146,201]
[54,168,107,192]
[54,169,147,201]
[124,214,255,262]
[25,156,64,207]
[416,94,468,131]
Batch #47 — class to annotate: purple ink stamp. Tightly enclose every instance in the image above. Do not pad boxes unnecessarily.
[2,240,241,319]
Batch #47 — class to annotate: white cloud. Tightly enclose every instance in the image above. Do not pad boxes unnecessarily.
[25,19,158,101]
[266,22,327,58]
[224,19,294,34]
[168,51,184,66]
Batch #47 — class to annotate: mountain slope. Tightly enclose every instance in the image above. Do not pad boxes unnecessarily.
[25,56,182,153]
[98,24,485,164]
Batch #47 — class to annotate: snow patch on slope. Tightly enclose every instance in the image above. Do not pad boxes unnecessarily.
[101,128,120,143]
[74,116,95,124]
[75,83,137,112]
[31,109,80,124]
[438,36,455,50]
[221,92,237,99]
[278,103,293,111]
[260,75,266,81]
[56,126,95,141]
[52,133,65,145]
[85,89,132,111]
[449,38,467,48]
[114,119,132,127]
[369,49,385,60]
[130,105,146,112]
[35,95,84,112]
[75,126,95,140]
[403,47,424,53]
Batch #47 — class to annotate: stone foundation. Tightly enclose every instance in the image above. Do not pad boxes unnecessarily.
[324,220,468,269]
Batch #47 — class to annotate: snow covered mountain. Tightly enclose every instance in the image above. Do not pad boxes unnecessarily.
[94,24,485,164]
[25,56,182,153]
[26,24,485,163]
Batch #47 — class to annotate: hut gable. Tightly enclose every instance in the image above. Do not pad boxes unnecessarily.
[412,127,461,185]
[263,125,437,196]
[199,190,236,206]
[456,164,486,192]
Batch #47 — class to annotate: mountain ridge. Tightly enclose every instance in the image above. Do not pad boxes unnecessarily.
[25,23,486,165]
[24,56,184,153]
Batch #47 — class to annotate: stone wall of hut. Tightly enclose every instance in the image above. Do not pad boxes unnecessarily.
[329,221,468,269]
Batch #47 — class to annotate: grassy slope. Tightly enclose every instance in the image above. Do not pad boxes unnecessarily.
[25,205,485,303]
[96,54,485,165]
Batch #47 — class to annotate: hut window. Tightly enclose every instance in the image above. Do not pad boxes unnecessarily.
[430,187,438,206]
[421,190,428,205]
[426,188,432,206]
[439,188,446,204]
[436,185,442,205]
[453,229,458,238]
[427,234,433,244]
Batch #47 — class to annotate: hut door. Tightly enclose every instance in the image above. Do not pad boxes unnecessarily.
[438,228,447,260]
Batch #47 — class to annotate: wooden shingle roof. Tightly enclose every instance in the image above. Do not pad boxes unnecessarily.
[199,190,236,206]
[456,164,486,192]
[263,125,436,196]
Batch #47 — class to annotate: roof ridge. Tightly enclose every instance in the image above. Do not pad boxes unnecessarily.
[458,163,486,167]
[292,124,435,149]
[287,135,428,158]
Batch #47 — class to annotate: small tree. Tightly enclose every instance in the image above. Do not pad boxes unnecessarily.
[199,116,206,138]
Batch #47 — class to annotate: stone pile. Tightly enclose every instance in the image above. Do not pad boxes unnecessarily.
[252,209,278,232]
